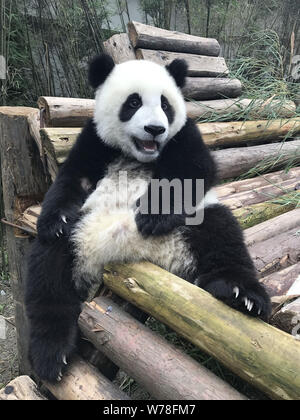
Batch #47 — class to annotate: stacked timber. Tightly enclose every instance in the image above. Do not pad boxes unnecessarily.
[102,22,296,120]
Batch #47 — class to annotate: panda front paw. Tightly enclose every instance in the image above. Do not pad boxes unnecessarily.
[135,212,185,237]
[37,209,79,244]
[29,336,76,383]
[202,279,271,321]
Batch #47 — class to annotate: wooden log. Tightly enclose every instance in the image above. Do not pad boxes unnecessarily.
[36,97,296,129]
[0,376,46,400]
[136,49,229,77]
[183,77,242,100]
[213,139,300,179]
[260,263,300,297]
[186,98,296,120]
[248,227,300,277]
[199,118,300,148]
[221,174,300,210]
[217,167,300,199]
[40,127,80,182]
[271,297,300,336]
[79,297,246,401]
[128,21,220,57]
[233,193,297,230]
[103,33,136,64]
[245,209,300,247]
[38,97,95,128]
[44,356,130,400]
[103,262,300,400]
[0,107,49,375]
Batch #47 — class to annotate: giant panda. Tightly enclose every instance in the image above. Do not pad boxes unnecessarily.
[25,54,271,383]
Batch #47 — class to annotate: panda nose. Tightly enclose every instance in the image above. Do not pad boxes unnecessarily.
[144,125,166,137]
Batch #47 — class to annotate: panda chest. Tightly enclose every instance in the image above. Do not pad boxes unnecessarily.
[82,159,153,216]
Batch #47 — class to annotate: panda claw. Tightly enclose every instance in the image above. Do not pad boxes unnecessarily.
[56,232,60,238]
[60,228,63,235]
[62,215,68,224]
[57,372,63,382]
[233,287,239,299]
[63,355,67,365]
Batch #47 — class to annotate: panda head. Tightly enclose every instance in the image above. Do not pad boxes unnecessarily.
[89,54,188,163]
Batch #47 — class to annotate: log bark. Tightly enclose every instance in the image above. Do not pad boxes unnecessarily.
[40,127,80,182]
[271,297,300,336]
[103,262,300,400]
[186,98,296,120]
[128,21,220,57]
[38,97,95,128]
[248,227,300,277]
[103,33,136,64]
[0,107,49,375]
[183,77,242,100]
[199,118,300,148]
[260,263,300,297]
[217,167,300,199]
[136,49,229,77]
[0,376,47,400]
[245,209,300,247]
[79,297,246,401]
[44,356,130,400]
[233,193,297,230]
[213,139,300,179]
[220,175,300,210]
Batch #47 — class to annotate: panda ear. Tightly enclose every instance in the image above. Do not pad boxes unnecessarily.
[166,59,188,88]
[88,54,115,89]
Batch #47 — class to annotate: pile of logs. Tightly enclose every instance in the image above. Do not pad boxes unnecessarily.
[103,21,296,120]
[0,21,300,401]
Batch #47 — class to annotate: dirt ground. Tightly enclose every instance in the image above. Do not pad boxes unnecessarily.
[0,278,18,389]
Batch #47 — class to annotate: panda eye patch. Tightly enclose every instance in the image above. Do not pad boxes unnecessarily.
[161,95,175,124]
[119,93,142,122]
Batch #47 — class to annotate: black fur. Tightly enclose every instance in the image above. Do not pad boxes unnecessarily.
[182,205,271,320]
[88,54,115,89]
[135,119,217,236]
[166,59,188,88]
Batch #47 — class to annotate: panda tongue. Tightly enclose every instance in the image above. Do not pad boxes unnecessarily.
[142,140,157,152]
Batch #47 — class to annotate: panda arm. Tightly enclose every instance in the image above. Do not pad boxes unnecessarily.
[37,120,119,243]
[136,119,217,236]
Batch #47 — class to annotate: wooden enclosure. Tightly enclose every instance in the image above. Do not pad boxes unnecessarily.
[0,22,300,401]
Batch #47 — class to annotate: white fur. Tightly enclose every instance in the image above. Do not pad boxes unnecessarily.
[71,159,218,291]
[93,60,187,163]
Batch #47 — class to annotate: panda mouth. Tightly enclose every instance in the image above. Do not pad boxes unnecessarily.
[133,137,159,154]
